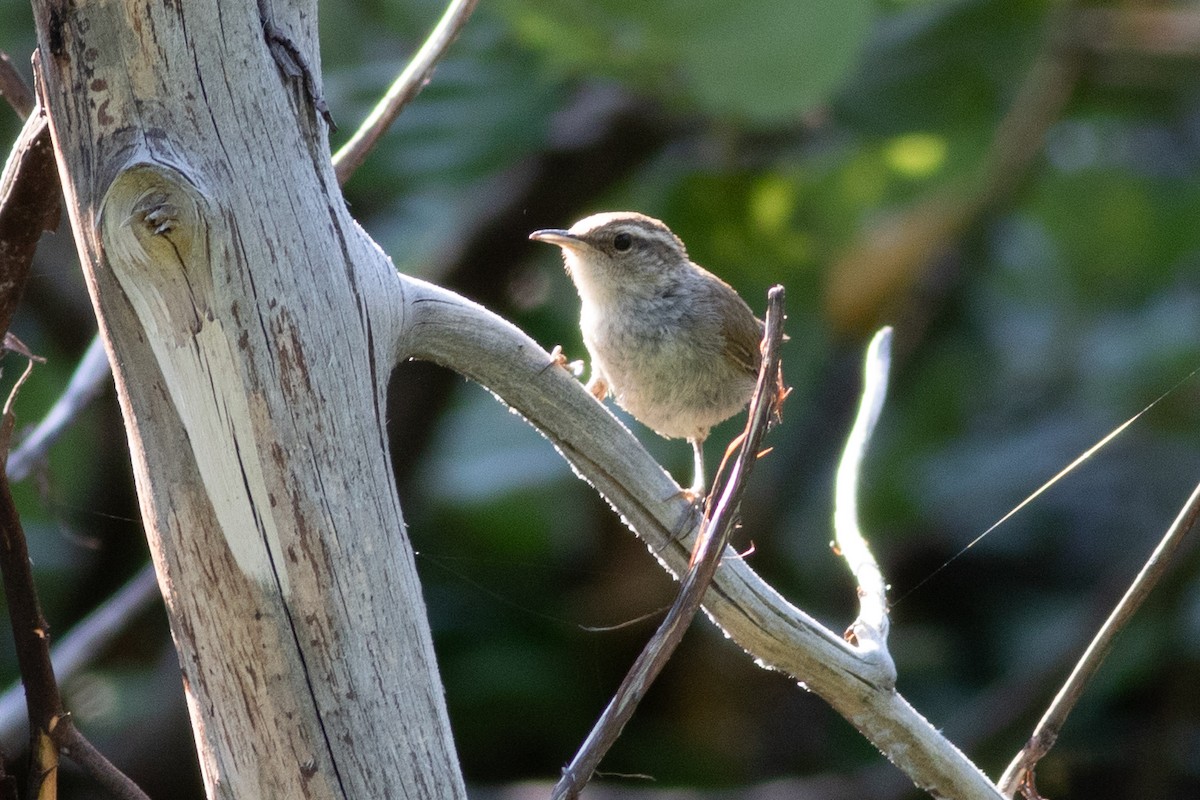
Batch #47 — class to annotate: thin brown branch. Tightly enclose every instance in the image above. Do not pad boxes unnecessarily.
[0,67,66,800]
[53,722,150,800]
[332,0,479,185]
[996,478,1200,798]
[0,564,159,749]
[0,112,59,338]
[551,287,788,800]
[0,368,63,798]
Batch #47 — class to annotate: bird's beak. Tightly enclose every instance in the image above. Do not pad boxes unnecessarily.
[529,229,582,249]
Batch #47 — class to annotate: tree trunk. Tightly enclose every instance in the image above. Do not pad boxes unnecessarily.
[30,1,464,797]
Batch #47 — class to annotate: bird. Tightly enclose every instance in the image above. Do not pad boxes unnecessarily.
[530,211,765,497]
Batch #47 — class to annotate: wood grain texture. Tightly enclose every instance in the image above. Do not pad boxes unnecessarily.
[31,1,461,797]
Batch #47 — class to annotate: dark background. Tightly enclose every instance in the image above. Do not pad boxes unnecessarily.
[2,0,1200,797]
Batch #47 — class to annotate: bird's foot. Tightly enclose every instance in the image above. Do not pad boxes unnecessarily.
[664,486,706,542]
[546,345,584,377]
[584,374,609,401]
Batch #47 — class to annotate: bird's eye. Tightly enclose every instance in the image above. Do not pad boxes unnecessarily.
[613,232,633,252]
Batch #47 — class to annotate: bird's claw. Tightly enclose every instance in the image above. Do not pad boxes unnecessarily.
[665,486,706,542]
[547,345,584,377]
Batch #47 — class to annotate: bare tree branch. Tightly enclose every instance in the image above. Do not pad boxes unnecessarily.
[997,478,1200,798]
[7,334,110,482]
[552,287,787,800]
[54,721,150,800]
[403,279,1004,800]
[0,564,159,750]
[0,360,65,798]
[833,327,893,665]
[332,0,479,184]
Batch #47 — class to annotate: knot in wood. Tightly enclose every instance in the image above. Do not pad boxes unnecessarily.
[100,162,215,344]
[102,163,202,266]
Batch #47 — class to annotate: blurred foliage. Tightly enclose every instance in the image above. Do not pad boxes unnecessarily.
[3,0,1200,798]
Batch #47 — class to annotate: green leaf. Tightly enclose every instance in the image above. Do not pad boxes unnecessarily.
[502,0,875,122]
[656,0,875,121]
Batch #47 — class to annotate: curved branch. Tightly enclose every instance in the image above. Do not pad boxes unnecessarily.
[400,277,1002,800]
[833,327,894,668]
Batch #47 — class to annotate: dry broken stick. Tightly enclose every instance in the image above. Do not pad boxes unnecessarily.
[997,477,1200,798]
[551,285,788,800]
[833,327,894,673]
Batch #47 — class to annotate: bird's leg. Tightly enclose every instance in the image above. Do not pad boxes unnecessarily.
[546,345,584,377]
[659,438,708,544]
[585,374,609,401]
[689,436,707,498]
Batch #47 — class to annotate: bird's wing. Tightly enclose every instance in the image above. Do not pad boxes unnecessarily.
[720,299,764,377]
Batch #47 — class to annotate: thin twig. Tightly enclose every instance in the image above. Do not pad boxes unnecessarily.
[551,287,788,800]
[996,478,1200,798]
[54,721,150,800]
[8,335,111,482]
[0,564,160,750]
[332,0,479,185]
[0,365,64,797]
[832,327,894,675]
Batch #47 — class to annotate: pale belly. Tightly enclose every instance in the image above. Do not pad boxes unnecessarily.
[584,314,755,441]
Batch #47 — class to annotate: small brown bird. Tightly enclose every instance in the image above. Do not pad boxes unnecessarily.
[530,211,764,496]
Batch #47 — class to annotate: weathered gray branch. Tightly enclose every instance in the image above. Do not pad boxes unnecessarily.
[401,279,1003,800]
[833,326,893,665]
